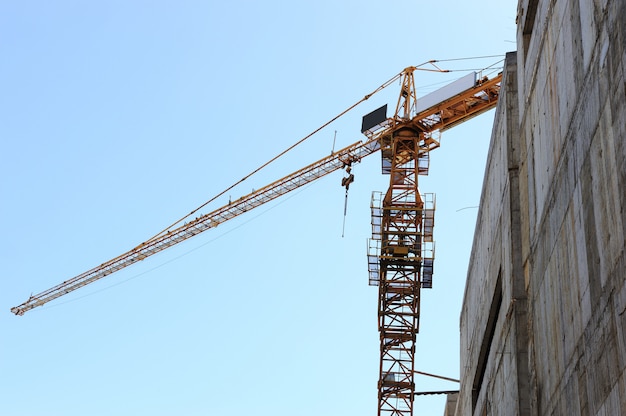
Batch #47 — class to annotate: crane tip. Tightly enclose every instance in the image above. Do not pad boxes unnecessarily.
[10,306,24,316]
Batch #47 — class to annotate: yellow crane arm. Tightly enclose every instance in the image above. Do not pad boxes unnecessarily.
[11,68,504,316]
[11,137,382,316]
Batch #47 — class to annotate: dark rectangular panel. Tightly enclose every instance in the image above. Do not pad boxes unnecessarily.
[361,104,388,133]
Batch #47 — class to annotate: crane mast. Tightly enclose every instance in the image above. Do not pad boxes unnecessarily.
[365,67,501,416]
[11,65,503,416]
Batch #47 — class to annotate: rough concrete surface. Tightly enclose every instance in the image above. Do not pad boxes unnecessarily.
[456,0,626,415]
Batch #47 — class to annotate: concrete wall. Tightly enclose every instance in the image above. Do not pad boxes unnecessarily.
[457,0,626,415]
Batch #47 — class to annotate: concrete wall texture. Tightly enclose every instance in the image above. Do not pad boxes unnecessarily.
[456,0,626,415]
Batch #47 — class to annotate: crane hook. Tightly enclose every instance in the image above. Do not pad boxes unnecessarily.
[341,164,355,237]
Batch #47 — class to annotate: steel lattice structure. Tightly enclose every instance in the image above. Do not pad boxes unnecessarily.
[375,128,435,416]
[12,65,503,416]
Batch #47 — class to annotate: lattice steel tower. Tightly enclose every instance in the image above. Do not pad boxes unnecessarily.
[366,68,437,416]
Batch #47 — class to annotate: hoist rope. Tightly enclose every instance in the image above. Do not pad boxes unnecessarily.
[144,70,405,244]
[429,54,505,62]
[342,188,349,238]
[442,67,504,72]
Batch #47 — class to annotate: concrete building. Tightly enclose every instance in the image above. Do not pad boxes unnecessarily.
[455,0,626,415]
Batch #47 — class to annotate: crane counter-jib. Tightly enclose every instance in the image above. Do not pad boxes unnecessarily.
[10,137,383,316]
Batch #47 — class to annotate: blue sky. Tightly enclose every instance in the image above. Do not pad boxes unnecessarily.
[1,1,517,415]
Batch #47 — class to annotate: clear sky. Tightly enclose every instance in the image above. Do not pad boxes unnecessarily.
[1,1,518,415]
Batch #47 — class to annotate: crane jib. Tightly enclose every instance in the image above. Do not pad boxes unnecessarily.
[11,137,382,316]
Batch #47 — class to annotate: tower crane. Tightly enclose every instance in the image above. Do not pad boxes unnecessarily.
[12,65,502,416]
